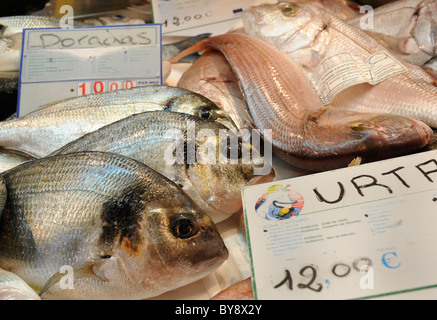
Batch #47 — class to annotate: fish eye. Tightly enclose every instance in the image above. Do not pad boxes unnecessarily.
[171,216,199,239]
[278,2,298,17]
[351,123,374,131]
[198,107,217,120]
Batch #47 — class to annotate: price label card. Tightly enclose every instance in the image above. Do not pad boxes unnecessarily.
[242,150,437,300]
[18,24,162,117]
[151,0,277,36]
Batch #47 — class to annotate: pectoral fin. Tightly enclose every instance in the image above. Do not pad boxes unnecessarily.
[39,257,111,297]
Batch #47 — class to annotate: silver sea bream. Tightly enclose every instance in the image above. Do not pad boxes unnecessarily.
[0,85,234,158]
[0,151,228,300]
[50,111,274,223]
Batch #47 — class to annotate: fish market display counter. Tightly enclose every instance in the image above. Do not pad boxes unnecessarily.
[0,0,437,301]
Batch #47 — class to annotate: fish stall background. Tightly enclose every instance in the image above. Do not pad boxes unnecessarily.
[0,0,393,121]
[0,0,427,301]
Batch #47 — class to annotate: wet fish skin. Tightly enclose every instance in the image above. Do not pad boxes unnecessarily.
[177,50,253,130]
[242,2,437,129]
[170,33,432,171]
[0,16,86,38]
[0,85,235,157]
[0,268,40,300]
[0,148,34,173]
[0,151,228,300]
[346,0,437,66]
[51,111,274,223]
[295,0,360,19]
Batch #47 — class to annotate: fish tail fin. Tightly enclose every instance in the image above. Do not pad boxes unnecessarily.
[171,33,211,53]
[169,39,211,63]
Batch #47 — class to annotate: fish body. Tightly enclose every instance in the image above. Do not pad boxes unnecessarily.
[0,151,228,300]
[0,148,34,173]
[51,111,274,223]
[0,85,234,157]
[170,33,432,171]
[347,0,437,66]
[0,268,40,300]
[0,16,79,38]
[242,2,437,129]
[177,50,253,130]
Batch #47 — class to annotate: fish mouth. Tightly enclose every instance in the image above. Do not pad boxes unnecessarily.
[192,247,229,273]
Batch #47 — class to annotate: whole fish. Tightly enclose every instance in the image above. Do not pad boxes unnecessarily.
[242,2,437,129]
[347,0,437,67]
[0,151,228,300]
[0,268,40,300]
[0,85,234,157]
[170,33,432,171]
[0,148,34,173]
[50,111,275,223]
[177,50,253,130]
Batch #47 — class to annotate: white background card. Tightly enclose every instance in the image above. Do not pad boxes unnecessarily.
[242,151,437,299]
[151,0,277,36]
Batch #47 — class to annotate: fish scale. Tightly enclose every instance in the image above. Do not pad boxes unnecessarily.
[170,33,432,171]
[0,151,228,300]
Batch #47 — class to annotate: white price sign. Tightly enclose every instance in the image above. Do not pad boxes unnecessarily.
[243,150,437,300]
[18,24,162,117]
[151,0,277,36]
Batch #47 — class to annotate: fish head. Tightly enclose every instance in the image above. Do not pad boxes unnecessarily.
[300,107,433,170]
[185,126,275,223]
[112,192,228,297]
[412,0,437,57]
[242,1,329,68]
[166,91,237,129]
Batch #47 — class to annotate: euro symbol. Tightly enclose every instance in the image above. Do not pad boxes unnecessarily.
[382,252,401,269]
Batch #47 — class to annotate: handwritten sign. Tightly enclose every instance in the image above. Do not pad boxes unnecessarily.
[242,150,437,299]
[18,24,162,117]
[151,0,277,36]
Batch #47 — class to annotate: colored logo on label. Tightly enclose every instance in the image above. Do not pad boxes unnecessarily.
[255,184,304,220]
